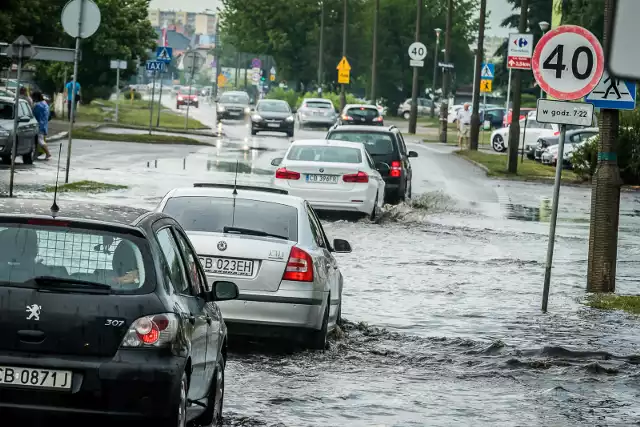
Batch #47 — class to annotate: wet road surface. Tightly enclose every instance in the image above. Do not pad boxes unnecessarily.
[1,95,640,426]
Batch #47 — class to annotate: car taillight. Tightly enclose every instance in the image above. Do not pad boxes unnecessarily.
[553,131,560,136]
[120,313,179,348]
[282,246,313,282]
[275,167,300,180]
[342,115,353,120]
[373,116,383,122]
[343,171,369,183]
[27,219,70,227]
[390,160,402,177]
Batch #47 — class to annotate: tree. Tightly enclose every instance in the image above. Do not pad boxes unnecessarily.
[560,0,604,39]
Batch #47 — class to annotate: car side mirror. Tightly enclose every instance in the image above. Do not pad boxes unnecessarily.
[250,107,255,112]
[332,238,352,253]
[291,108,297,114]
[271,157,283,166]
[19,116,30,123]
[210,281,239,301]
[376,162,390,172]
[408,151,418,158]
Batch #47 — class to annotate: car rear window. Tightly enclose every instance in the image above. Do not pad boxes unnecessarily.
[287,145,363,163]
[163,197,298,241]
[346,107,379,118]
[0,223,154,293]
[304,101,332,109]
[327,132,395,155]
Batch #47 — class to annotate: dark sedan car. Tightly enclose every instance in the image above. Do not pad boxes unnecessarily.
[216,91,251,121]
[0,199,239,425]
[338,104,384,126]
[530,127,599,161]
[251,99,295,137]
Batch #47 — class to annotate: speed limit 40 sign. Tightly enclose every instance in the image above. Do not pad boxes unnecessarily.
[532,25,604,100]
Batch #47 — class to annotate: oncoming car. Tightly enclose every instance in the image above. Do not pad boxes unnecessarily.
[216,91,251,121]
[176,90,198,109]
[157,184,352,350]
[271,139,385,219]
[251,99,295,137]
[0,199,239,425]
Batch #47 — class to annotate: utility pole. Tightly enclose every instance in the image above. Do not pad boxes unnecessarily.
[587,0,622,293]
[430,28,441,118]
[318,1,325,90]
[507,0,528,173]
[408,0,423,135]
[213,22,221,99]
[469,0,486,151]
[439,0,453,143]
[340,0,347,110]
[370,0,379,103]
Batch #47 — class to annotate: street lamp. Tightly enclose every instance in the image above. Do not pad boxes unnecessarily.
[538,21,550,99]
[430,28,442,118]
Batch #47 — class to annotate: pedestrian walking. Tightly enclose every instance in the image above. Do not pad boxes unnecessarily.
[19,87,33,109]
[32,91,52,160]
[457,102,472,149]
[64,76,81,122]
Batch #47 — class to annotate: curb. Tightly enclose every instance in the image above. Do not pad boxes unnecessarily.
[47,132,68,142]
[453,151,490,173]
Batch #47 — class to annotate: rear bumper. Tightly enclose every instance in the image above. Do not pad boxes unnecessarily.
[0,350,185,419]
[177,99,198,106]
[298,116,336,126]
[219,290,328,337]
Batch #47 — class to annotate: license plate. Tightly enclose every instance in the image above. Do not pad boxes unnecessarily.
[306,174,339,184]
[199,257,255,277]
[0,366,72,390]
[267,123,280,128]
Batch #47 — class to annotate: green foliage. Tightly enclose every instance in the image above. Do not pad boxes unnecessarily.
[521,93,537,108]
[266,88,300,109]
[570,135,598,180]
[295,92,357,109]
[561,0,604,40]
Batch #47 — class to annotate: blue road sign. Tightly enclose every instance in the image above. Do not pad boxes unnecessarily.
[156,47,173,63]
[146,60,165,72]
[480,63,495,80]
[585,71,636,110]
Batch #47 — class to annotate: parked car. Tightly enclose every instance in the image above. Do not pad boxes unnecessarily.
[530,127,599,161]
[157,184,352,349]
[326,124,417,204]
[271,139,386,219]
[216,91,251,121]
[397,97,439,120]
[480,108,507,129]
[0,198,239,425]
[251,99,295,137]
[447,104,463,124]
[297,98,338,129]
[0,96,38,164]
[503,107,536,127]
[176,90,198,109]
[338,104,383,126]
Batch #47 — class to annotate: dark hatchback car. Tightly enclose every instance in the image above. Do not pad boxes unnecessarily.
[529,127,599,161]
[0,199,239,426]
[480,108,507,130]
[338,104,384,126]
[251,99,295,137]
[216,91,251,122]
[326,125,417,204]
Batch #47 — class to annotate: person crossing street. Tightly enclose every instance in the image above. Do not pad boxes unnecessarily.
[64,76,81,122]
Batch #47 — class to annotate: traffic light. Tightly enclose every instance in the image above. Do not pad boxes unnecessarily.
[260,69,266,82]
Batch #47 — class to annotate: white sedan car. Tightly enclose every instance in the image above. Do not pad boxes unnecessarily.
[271,139,385,219]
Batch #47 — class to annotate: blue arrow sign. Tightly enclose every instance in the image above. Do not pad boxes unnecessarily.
[480,63,494,80]
[146,60,165,72]
[156,47,173,63]
[585,71,636,110]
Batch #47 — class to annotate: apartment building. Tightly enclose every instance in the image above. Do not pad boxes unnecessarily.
[148,8,218,35]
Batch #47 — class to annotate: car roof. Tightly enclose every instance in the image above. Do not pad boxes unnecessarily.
[344,104,377,109]
[0,198,150,226]
[0,96,14,103]
[258,99,287,103]
[302,98,332,103]
[291,138,365,150]
[163,186,306,209]
[221,91,248,96]
[329,125,396,133]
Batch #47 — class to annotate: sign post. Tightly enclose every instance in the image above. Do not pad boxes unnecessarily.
[145,61,165,134]
[480,63,494,108]
[532,25,604,312]
[155,46,172,127]
[408,41,427,134]
[110,59,126,123]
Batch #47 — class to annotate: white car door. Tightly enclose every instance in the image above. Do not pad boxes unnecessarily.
[363,149,385,206]
[522,118,550,146]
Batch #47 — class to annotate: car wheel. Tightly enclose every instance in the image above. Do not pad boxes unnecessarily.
[403,111,410,120]
[176,104,180,110]
[287,130,294,138]
[1,156,10,165]
[251,128,257,136]
[404,180,412,201]
[195,357,225,426]
[22,138,37,165]
[307,298,329,350]
[195,103,199,108]
[336,301,342,327]
[160,371,188,427]
[492,135,506,152]
[369,194,379,221]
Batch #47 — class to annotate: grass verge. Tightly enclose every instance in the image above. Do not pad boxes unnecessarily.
[423,130,492,145]
[456,149,581,182]
[45,180,128,193]
[71,127,204,145]
[585,294,640,315]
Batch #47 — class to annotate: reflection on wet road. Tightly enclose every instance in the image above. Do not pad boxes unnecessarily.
[2,98,640,426]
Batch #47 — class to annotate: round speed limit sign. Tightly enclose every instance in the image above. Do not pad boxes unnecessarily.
[532,25,604,100]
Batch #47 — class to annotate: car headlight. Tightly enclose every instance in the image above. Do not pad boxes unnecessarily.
[244,107,250,113]
[0,129,9,138]
[286,116,294,122]
[217,105,225,112]
[193,97,198,102]
[252,114,262,121]
[178,96,183,101]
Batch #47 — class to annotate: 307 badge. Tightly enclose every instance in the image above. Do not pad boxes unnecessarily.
[268,250,285,260]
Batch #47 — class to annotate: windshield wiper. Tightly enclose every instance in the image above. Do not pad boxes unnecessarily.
[27,276,113,293]
[223,226,288,240]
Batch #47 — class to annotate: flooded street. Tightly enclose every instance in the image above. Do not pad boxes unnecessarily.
[2,101,639,426]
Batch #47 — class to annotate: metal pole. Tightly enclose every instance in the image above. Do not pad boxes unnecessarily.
[430,32,440,118]
[370,0,379,103]
[65,0,85,184]
[505,68,512,111]
[470,0,486,151]
[214,24,221,99]
[521,114,528,163]
[507,0,528,173]
[340,0,347,111]
[439,0,453,143]
[9,53,23,197]
[115,66,120,123]
[542,124,566,312]
[148,70,156,135]
[185,53,195,130]
[408,0,422,135]
[318,1,325,88]
[235,51,239,89]
[156,68,164,127]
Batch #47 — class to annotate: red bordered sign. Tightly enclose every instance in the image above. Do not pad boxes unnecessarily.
[532,25,604,100]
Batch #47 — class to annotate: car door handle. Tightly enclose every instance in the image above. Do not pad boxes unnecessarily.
[205,315,212,325]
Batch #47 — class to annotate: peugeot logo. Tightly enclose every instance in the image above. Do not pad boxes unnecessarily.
[217,241,227,251]
[319,168,324,173]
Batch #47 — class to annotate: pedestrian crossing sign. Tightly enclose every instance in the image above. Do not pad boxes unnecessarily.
[156,47,173,64]
[585,70,636,110]
[481,63,494,80]
[480,79,492,93]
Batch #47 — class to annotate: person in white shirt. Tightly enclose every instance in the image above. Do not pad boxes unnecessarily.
[456,103,472,148]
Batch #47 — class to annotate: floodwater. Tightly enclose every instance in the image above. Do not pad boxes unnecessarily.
[2,120,640,426]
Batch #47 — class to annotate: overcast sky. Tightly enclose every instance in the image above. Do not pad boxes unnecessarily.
[149,0,514,37]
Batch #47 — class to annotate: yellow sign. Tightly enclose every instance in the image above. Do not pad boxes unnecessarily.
[337,56,351,84]
[270,74,275,81]
[480,79,492,93]
[217,74,227,87]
